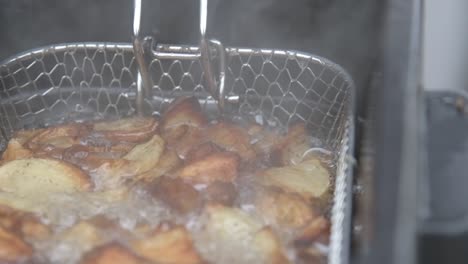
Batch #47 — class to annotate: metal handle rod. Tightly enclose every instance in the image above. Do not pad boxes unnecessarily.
[133,0,153,115]
[198,0,225,113]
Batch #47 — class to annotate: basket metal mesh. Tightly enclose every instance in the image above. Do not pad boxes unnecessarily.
[0,42,355,264]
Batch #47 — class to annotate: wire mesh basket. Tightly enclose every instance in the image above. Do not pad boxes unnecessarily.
[0,42,355,264]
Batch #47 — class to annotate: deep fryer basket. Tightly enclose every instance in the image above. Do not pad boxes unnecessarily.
[0,42,355,264]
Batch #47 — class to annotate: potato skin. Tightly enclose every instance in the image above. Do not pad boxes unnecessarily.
[176,152,240,184]
[146,176,202,214]
[79,242,151,264]
[132,225,204,264]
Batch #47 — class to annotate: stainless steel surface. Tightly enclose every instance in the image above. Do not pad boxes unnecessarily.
[0,42,355,264]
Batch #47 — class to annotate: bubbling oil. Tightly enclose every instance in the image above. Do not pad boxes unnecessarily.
[8,112,336,264]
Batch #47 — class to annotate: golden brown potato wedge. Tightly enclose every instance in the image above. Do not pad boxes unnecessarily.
[257,158,330,200]
[254,227,291,264]
[146,176,202,215]
[255,188,318,228]
[176,152,240,184]
[0,225,33,263]
[185,142,221,163]
[80,242,151,264]
[270,123,311,166]
[294,216,330,246]
[12,128,45,145]
[92,116,158,143]
[132,225,204,264]
[206,122,256,162]
[1,139,33,162]
[160,96,208,131]
[0,205,50,240]
[173,127,206,160]
[26,123,89,150]
[160,124,189,146]
[247,123,280,157]
[59,220,105,250]
[203,181,237,206]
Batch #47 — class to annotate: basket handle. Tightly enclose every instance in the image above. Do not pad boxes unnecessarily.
[132,0,226,114]
[132,0,153,115]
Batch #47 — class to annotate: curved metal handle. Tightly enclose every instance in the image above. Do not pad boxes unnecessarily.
[132,0,226,114]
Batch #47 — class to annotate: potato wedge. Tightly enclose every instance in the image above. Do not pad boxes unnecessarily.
[1,139,33,162]
[255,188,318,228]
[185,142,221,163]
[26,123,89,150]
[0,225,33,263]
[202,203,262,242]
[93,117,158,142]
[60,220,105,250]
[146,176,202,214]
[257,158,330,200]
[271,123,311,166]
[80,242,151,264]
[12,128,45,145]
[294,216,330,246]
[254,227,291,264]
[160,96,208,131]
[203,181,237,206]
[94,135,165,188]
[132,225,204,264]
[0,158,92,196]
[176,152,240,184]
[0,158,92,211]
[0,205,50,240]
[206,122,256,162]
[136,148,182,182]
[170,127,205,159]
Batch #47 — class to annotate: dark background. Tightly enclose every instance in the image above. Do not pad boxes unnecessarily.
[0,0,382,101]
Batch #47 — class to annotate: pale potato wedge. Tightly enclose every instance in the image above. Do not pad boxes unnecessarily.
[92,117,158,143]
[202,203,262,242]
[132,225,204,264]
[176,152,240,184]
[136,148,182,182]
[257,158,330,200]
[80,243,151,264]
[255,188,318,228]
[0,158,92,195]
[160,96,208,131]
[0,158,92,211]
[206,122,256,162]
[0,225,33,263]
[253,227,291,264]
[94,135,165,188]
